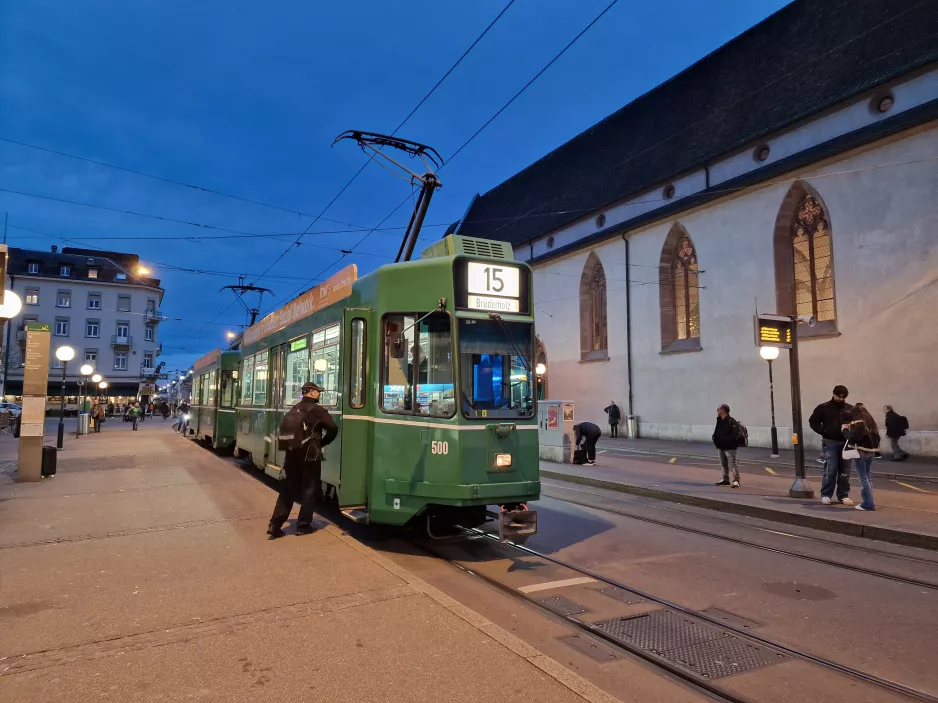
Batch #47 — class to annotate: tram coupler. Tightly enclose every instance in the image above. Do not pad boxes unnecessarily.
[498,506,537,543]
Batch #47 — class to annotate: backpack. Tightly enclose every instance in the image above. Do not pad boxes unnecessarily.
[901,415,909,435]
[736,422,749,447]
[277,405,312,452]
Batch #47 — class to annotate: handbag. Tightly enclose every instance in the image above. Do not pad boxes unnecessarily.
[842,440,860,460]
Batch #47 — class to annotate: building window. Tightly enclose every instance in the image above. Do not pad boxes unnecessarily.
[578,252,608,361]
[54,318,70,337]
[114,352,128,370]
[115,323,129,340]
[56,291,71,308]
[84,351,97,367]
[143,352,153,368]
[25,289,39,305]
[117,295,131,312]
[773,184,837,335]
[60,265,71,277]
[146,300,156,313]
[86,320,100,338]
[87,268,98,279]
[27,262,40,274]
[792,196,835,322]
[115,273,127,281]
[87,293,101,309]
[145,327,154,341]
[659,224,702,352]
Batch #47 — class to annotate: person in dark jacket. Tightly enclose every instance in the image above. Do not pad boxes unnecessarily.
[268,381,339,539]
[574,422,602,466]
[712,404,741,487]
[883,405,910,461]
[808,385,854,506]
[603,401,622,438]
[845,403,880,511]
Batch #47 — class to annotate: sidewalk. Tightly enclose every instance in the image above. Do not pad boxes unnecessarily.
[599,436,938,482]
[541,451,938,551]
[0,422,612,703]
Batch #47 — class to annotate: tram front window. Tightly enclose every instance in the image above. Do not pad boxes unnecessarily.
[459,318,534,419]
[381,313,455,418]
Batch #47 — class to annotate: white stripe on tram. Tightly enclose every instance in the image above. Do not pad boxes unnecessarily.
[232,407,536,431]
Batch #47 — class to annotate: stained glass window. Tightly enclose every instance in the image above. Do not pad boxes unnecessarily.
[792,196,835,322]
[589,264,607,352]
[673,237,700,340]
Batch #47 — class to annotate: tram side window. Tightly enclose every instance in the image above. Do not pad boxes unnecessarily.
[207,370,216,408]
[349,319,366,409]
[310,325,340,407]
[253,350,269,406]
[241,356,255,405]
[221,370,238,409]
[380,313,454,418]
[286,337,309,404]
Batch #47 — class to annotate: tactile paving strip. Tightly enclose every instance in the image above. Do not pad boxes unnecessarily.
[592,610,785,679]
[536,595,589,616]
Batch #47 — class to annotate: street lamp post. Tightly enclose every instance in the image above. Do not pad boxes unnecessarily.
[759,346,780,457]
[0,290,23,398]
[55,345,75,449]
[76,363,93,438]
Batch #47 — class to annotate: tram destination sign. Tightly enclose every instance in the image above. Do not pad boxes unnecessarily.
[243,264,358,346]
[754,314,793,349]
[455,260,529,315]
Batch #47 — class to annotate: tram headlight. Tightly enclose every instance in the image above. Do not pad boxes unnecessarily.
[494,453,512,468]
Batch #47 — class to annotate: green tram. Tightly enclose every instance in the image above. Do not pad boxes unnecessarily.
[233,235,539,538]
[189,348,240,450]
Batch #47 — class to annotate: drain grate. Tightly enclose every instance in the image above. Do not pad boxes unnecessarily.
[537,595,588,616]
[599,586,646,606]
[592,610,785,679]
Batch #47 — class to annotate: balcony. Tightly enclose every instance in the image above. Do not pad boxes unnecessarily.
[111,334,133,348]
[155,343,163,357]
[144,309,163,323]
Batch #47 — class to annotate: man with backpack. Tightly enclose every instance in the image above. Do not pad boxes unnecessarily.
[712,404,743,487]
[884,405,911,461]
[268,381,338,539]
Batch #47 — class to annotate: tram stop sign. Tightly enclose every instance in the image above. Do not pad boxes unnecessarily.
[754,314,793,349]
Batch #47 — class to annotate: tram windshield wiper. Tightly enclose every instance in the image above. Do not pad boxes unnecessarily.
[487,313,530,373]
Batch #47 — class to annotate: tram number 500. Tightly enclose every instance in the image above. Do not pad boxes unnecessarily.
[431,441,449,455]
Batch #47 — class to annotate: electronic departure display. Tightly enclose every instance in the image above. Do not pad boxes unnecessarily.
[453,259,530,315]
[754,314,793,348]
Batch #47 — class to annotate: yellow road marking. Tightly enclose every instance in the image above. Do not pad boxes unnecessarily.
[669,457,677,464]
[517,577,597,594]
[764,467,777,475]
[895,481,929,493]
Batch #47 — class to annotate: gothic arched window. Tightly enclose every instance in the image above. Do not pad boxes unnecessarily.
[773,183,837,334]
[579,253,608,360]
[659,224,702,352]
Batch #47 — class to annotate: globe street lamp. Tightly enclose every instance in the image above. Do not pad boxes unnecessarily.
[76,363,94,438]
[759,346,780,457]
[55,345,75,449]
[0,291,23,397]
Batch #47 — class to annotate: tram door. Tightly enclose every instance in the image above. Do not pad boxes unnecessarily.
[336,309,372,508]
[267,344,288,469]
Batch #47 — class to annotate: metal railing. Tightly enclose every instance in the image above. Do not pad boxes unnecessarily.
[111,334,133,346]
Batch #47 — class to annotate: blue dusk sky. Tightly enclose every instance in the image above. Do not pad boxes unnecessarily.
[0,0,789,373]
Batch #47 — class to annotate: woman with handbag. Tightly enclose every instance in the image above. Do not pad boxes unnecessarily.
[844,403,880,511]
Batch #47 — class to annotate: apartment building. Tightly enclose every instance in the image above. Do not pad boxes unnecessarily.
[2,245,164,400]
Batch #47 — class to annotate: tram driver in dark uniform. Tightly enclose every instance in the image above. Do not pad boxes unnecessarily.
[268,381,338,539]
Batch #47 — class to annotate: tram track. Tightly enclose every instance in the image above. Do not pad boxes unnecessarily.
[540,481,938,590]
[416,528,938,703]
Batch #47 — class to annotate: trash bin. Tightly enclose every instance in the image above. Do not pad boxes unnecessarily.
[41,445,57,478]
[627,415,639,439]
[78,412,90,435]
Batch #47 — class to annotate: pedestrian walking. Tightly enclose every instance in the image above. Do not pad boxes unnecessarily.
[94,402,106,433]
[712,404,742,487]
[883,405,911,461]
[844,403,880,511]
[573,421,602,466]
[809,385,854,506]
[130,402,142,431]
[268,382,338,539]
[603,401,622,438]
